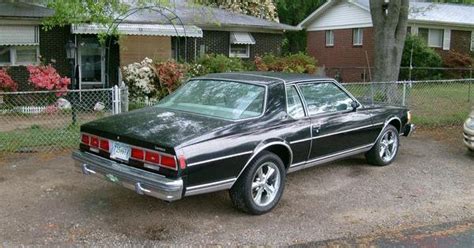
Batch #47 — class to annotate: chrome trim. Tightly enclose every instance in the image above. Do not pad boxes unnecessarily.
[72,151,183,201]
[232,141,294,187]
[185,178,236,196]
[187,151,253,167]
[289,123,382,144]
[373,117,402,144]
[288,143,374,173]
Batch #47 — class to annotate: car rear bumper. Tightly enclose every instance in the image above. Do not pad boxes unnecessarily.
[72,151,184,201]
[402,124,415,137]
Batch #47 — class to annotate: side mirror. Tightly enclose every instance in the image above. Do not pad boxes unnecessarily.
[351,101,360,111]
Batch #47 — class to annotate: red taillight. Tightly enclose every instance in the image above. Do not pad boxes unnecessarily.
[178,155,187,170]
[145,151,160,164]
[81,134,90,145]
[131,148,145,160]
[90,136,99,148]
[161,155,177,170]
[100,139,109,151]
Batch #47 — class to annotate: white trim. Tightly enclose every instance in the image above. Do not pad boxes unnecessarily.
[353,28,364,46]
[229,44,250,58]
[325,30,334,46]
[187,151,253,167]
[443,29,451,50]
[307,23,372,32]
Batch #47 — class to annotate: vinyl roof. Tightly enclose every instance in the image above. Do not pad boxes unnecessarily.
[198,72,331,84]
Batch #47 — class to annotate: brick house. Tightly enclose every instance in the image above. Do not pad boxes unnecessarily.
[0,1,297,90]
[298,0,474,82]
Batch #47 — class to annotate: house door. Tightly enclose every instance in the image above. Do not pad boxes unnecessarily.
[78,37,105,89]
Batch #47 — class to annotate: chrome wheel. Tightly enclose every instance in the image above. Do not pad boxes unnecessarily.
[379,130,398,162]
[251,162,281,207]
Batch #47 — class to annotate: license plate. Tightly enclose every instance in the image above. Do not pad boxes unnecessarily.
[110,142,131,161]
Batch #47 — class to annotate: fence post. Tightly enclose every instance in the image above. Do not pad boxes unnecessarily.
[112,85,120,115]
[402,81,407,106]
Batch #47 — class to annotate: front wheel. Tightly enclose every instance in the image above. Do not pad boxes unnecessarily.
[229,151,285,215]
[365,125,400,166]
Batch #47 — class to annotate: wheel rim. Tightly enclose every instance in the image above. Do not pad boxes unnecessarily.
[251,162,281,207]
[379,130,398,162]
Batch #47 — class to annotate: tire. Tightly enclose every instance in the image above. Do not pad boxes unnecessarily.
[229,151,286,215]
[365,124,400,166]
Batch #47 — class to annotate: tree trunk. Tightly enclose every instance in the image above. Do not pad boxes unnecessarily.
[370,0,409,103]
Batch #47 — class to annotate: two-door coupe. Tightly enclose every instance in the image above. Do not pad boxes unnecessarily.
[73,72,414,214]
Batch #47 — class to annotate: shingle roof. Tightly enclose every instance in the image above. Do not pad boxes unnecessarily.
[123,5,299,31]
[355,0,474,27]
[0,1,53,18]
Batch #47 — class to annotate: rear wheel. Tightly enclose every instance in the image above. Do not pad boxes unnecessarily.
[366,125,400,166]
[229,151,285,215]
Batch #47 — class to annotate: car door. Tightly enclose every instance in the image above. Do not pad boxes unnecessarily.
[283,85,312,165]
[297,81,376,160]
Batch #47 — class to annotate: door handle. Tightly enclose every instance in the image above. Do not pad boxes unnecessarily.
[312,123,321,134]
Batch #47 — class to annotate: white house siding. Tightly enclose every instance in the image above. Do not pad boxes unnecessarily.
[306,2,372,31]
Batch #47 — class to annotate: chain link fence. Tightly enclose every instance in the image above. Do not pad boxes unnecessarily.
[0,88,117,152]
[1,79,473,153]
[342,78,474,126]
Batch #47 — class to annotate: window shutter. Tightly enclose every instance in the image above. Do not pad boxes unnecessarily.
[411,26,418,35]
[443,29,451,50]
[471,31,474,52]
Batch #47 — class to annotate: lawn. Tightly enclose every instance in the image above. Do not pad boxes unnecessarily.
[344,82,473,126]
[0,125,80,152]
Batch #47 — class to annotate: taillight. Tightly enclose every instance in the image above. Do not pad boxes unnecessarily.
[100,139,109,151]
[90,136,99,148]
[161,155,177,170]
[131,148,145,160]
[81,134,90,145]
[178,155,187,170]
[145,151,160,164]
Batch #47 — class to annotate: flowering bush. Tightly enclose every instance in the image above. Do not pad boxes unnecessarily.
[122,58,156,100]
[154,60,187,96]
[197,54,247,74]
[27,65,70,95]
[0,68,17,92]
[255,53,317,74]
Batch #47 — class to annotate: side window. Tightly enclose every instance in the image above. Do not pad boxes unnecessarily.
[298,82,353,116]
[286,85,305,119]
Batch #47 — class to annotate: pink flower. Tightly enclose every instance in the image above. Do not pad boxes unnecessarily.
[0,69,18,92]
[27,65,71,96]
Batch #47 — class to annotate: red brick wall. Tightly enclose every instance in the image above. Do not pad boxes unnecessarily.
[307,28,375,82]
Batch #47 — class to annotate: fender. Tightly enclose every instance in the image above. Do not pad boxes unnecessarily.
[231,139,293,187]
[373,116,402,146]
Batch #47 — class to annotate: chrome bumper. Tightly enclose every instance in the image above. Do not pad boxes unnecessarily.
[402,124,415,137]
[463,126,474,149]
[72,151,184,201]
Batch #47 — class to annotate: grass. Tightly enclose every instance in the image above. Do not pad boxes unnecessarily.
[0,125,80,152]
[345,82,473,126]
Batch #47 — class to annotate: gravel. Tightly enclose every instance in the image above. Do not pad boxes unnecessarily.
[0,129,473,246]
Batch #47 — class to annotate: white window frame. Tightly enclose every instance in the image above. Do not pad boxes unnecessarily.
[427,28,444,48]
[325,30,334,47]
[229,44,250,58]
[353,28,363,46]
[0,45,40,66]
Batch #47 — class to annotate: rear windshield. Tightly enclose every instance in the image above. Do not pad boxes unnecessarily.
[156,79,266,120]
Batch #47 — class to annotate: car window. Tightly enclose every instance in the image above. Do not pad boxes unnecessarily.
[298,82,353,116]
[156,80,265,120]
[286,85,305,119]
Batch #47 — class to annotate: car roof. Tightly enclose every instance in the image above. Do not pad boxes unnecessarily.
[197,72,333,84]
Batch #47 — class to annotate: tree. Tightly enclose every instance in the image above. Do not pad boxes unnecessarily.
[193,0,279,22]
[399,34,443,80]
[276,0,326,54]
[370,0,409,82]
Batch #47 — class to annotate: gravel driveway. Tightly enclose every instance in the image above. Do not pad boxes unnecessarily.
[0,128,473,246]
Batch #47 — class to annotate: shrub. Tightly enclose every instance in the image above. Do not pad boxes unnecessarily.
[154,60,187,96]
[197,54,247,74]
[442,50,473,78]
[122,58,157,101]
[0,68,17,92]
[400,35,443,80]
[254,52,317,74]
[27,65,70,96]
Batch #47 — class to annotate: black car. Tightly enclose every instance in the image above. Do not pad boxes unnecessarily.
[73,72,414,215]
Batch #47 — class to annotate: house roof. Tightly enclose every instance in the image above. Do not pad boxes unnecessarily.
[0,1,53,19]
[123,5,299,32]
[299,0,474,29]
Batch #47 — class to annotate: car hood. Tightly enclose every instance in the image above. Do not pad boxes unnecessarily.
[81,107,233,149]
